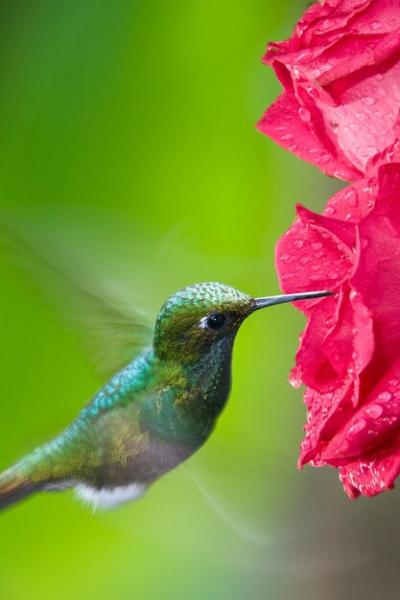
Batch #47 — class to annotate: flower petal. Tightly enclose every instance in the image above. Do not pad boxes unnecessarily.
[276,204,355,303]
[339,442,400,499]
[257,92,359,180]
[260,0,400,178]
[323,359,400,464]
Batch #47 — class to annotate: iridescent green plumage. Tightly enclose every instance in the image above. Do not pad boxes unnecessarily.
[0,281,329,510]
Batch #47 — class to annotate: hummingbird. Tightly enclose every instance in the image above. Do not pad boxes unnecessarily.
[0,280,329,511]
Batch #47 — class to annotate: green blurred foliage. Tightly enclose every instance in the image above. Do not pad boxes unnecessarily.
[2,2,398,600]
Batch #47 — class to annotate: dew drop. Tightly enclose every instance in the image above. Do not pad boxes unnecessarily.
[298,107,312,122]
[289,370,302,389]
[378,391,392,403]
[367,429,378,438]
[347,418,367,438]
[346,189,358,207]
[365,404,383,419]
[325,206,336,215]
[363,96,376,106]
[293,66,301,80]
[367,146,378,155]
[319,154,330,164]
[281,133,293,141]
[339,440,350,453]
[299,256,310,265]
[370,20,381,30]
[279,253,295,264]
[328,270,338,279]
[294,239,304,248]
[307,88,319,101]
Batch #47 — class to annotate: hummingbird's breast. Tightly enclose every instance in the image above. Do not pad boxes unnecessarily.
[149,336,234,443]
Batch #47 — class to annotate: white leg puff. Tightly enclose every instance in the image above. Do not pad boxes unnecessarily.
[75,482,147,510]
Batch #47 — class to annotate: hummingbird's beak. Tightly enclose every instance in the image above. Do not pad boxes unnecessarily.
[252,290,331,311]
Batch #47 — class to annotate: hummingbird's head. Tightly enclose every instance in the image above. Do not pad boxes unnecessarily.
[154,282,252,363]
[153,282,330,363]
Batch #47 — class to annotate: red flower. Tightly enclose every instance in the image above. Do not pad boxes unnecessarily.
[276,162,400,498]
[258,0,400,181]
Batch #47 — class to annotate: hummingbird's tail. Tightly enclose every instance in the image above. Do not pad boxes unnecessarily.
[0,465,45,510]
[0,444,76,511]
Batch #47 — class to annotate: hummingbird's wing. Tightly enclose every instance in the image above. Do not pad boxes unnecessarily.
[0,218,153,378]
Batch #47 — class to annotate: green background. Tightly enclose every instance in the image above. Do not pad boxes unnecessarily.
[0,1,398,599]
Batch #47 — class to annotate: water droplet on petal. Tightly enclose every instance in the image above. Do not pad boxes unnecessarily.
[345,189,358,207]
[311,242,322,250]
[298,107,312,122]
[325,206,336,215]
[279,253,295,264]
[338,440,350,453]
[294,239,304,248]
[319,153,330,164]
[281,133,293,141]
[347,418,367,438]
[378,391,392,403]
[370,20,381,30]
[328,270,338,279]
[289,370,302,389]
[367,146,378,155]
[293,66,301,80]
[306,86,319,100]
[363,96,376,106]
[365,404,383,419]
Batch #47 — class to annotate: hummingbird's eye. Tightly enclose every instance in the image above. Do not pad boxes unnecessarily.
[206,312,226,330]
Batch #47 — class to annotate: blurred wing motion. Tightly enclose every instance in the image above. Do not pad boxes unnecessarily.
[0,218,153,378]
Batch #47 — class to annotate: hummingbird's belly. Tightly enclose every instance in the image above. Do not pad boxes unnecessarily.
[73,429,198,509]
[82,415,198,490]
